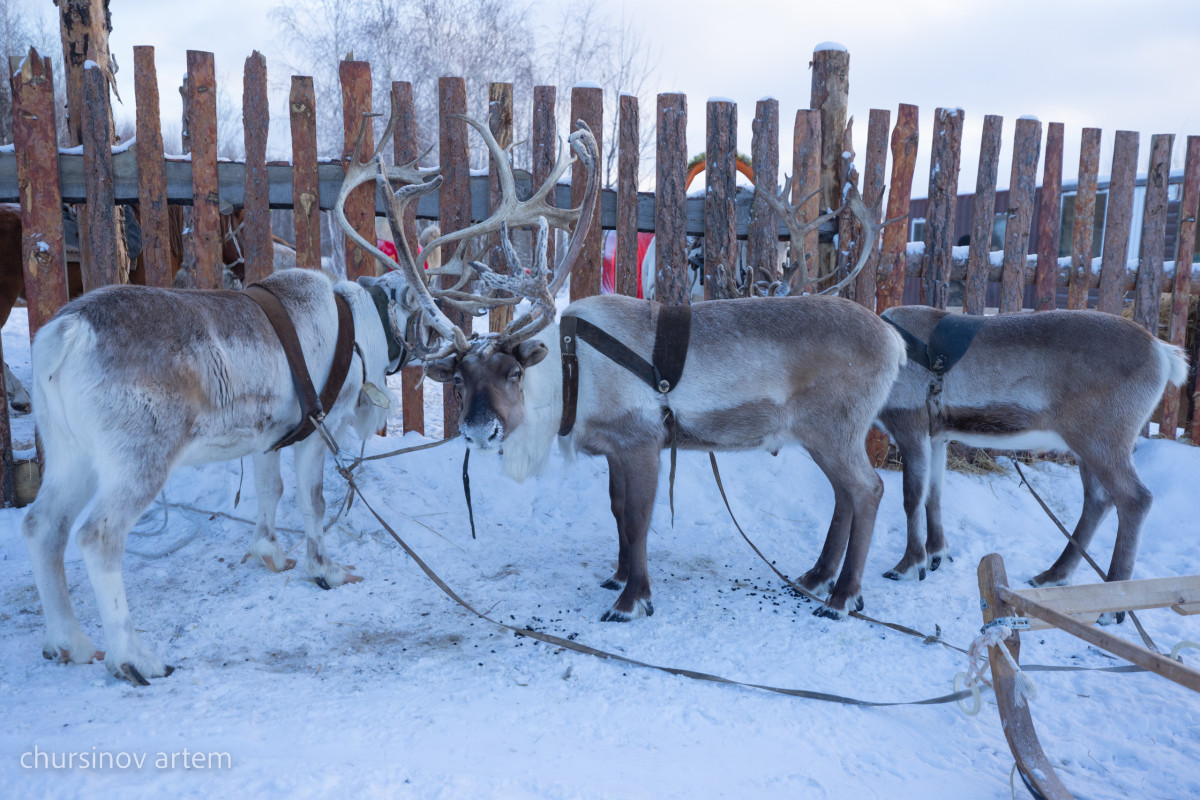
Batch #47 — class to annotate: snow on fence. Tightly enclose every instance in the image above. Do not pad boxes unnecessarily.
[2,44,1200,509]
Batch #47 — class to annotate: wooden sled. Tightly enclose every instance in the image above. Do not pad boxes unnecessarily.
[977,553,1200,799]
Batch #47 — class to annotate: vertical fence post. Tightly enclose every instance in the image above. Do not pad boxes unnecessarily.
[876,104,918,313]
[923,107,964,309]
[617,93,640,297]
[1097,131,1139,315]
[289,77,321,271]
[133,46,170,288]
[340,60,375,281]
[1034,122,1064,311]
[704,98,737,299]
[186,51,221,290]
[999,117,1042,314]
[810,44,849,285]
[81,64,120,289]
[1165,136,1200,441]
[392,81,424,436]
[488,81,514,332]
[242,51,272,286]
[1133,134,1174,334]
[532,86,557,276]
[853,109,890,310]
[439,77,470,437]
[1068,128,1102,310]
[655,92,688,304]
[965,115,1003,315]
[791,109,822,285]
[570,85,603,301]
[12,48,69,337]
[747,98,779,288]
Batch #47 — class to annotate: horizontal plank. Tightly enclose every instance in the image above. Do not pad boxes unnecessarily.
[1013,575,1200,626]
[0,148,833,241]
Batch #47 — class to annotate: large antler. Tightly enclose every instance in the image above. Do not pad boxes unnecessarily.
[752,177,904,297]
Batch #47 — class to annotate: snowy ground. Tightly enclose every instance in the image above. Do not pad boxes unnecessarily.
[2,305,1199,799]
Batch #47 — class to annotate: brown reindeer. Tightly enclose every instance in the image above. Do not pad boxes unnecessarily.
[338,106,907,620]
[876,305,1188,622]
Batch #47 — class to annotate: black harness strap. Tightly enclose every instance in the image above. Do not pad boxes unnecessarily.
[245,283,356,452]
[884,312,986,377]
[363,283,413,375]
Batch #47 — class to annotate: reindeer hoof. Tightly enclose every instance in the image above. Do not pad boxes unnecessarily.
[813,604,848,620]
[600,578,623,591]
[930,555,942,571]
[855,595,864,612]
[315,577,332,591]
[600,597,652,622]
[918,568,927,581]
[1098,611,1126,626]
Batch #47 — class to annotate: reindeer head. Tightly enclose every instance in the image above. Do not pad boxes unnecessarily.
[337,100,600,449]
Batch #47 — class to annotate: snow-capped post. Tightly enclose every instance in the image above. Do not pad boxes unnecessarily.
[999,116,1041,314]
[11,47,69,337]
[655,92,688,304]
[922,107,964,310]
[1097,131,1139,315]
[747,98,779,286]
[617,92,640,297]
[852,109,890,310]
[339,59,375,282]
[81,61,121,289]
[1067,128,1102,310]
[1164,136,1200,441]
[790,109,821,284]
[133,46,171,288]
[704,98,737,299]
[1034,122,1065,311]
[391,80,424,436]
[56,0,129,286]
[810,43,849,286]
[242,51,272,287]
[532,85,557,274]
[289,76,320,272]
[570,84,603,301]
[1133,134,1174,333]
[186,50,222,290]
[487,81,515,332]
[876,104,918,312]
[965,114,1004,315]
[439,76,471,436]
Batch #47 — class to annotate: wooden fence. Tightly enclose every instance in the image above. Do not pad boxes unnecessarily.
[3,44,1200,507]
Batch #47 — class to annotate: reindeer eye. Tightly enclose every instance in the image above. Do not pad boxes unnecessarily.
[507,366,523,383]
[453,374,463,386]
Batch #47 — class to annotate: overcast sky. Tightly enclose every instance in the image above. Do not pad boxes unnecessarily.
[42,0,1200,194]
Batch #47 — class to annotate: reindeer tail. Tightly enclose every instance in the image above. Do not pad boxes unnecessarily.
[1156,339,1189,388]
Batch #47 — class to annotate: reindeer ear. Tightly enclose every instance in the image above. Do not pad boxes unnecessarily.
[425,356,457,383]
[356,275,381,290]
[514,340,548,368]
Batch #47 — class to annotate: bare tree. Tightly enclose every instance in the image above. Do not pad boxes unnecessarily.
[0,0,66,145]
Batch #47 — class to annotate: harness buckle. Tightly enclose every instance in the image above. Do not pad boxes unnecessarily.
[657,379,670,393]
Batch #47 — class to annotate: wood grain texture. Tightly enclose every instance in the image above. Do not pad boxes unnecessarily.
[965,115,1002,315]
[1034,122,1064,311]
[810,47,849,285]
[81,63,119,289]
[187,50,221,290]
[704,99,737,299]
[747,99,779,286]
[655,93,688,304]
[923,108,964,309]
[791,109,822,284]
[570,86,603,302]
[439,77,470,436]
[340,60,375,281]
[532,86,557,276]
[617,93,640,297]
[1068,128,1102,310]
[999,117,1041,313]
[876,104,918,312]
[242,51,272,286]
[392,81,423,437]
[488,82,514,332]
[1165,136,1200,441]
[133,46,170,288]
[852,109,889,309]
[1097,131,1140,315]
[289,76,321,272]
[1133,134,1173,333]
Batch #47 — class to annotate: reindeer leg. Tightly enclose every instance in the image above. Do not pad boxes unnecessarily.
[924,437,950,571]
[293,438,361,589]
[1087,454,1152,625]
[798,484,854,596]
[77,472,173,683]
[244,450,295,573]
[814,449,885,619]
[882,426,932,581]
[601,455,629,591]
[601,445,658,622]
[1029,459,1112,588]
[22,463,99,665]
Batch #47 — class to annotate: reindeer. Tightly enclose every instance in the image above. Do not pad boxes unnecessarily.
[337,105,907,621]
[876,304,1188,622]
[17,111,470,683]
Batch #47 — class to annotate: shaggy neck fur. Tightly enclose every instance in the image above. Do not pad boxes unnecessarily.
[500,326,564,482]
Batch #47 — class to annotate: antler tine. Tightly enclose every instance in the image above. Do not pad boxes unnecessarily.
[814,184,906,297]
[384,141,439,186]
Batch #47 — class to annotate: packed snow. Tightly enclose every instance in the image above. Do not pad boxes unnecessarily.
[1,305,1198,799]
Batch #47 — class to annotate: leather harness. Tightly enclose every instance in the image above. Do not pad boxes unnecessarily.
[244,283,357,452]
[884,313,985,378]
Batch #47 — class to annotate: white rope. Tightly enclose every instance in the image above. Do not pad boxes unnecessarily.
[955,621,1037,716]
[1171,640,1200,662]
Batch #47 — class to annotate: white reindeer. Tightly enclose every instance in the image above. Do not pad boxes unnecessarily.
[18,119,447,683]
[342,107,906,621]
[876,305,1188,622]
